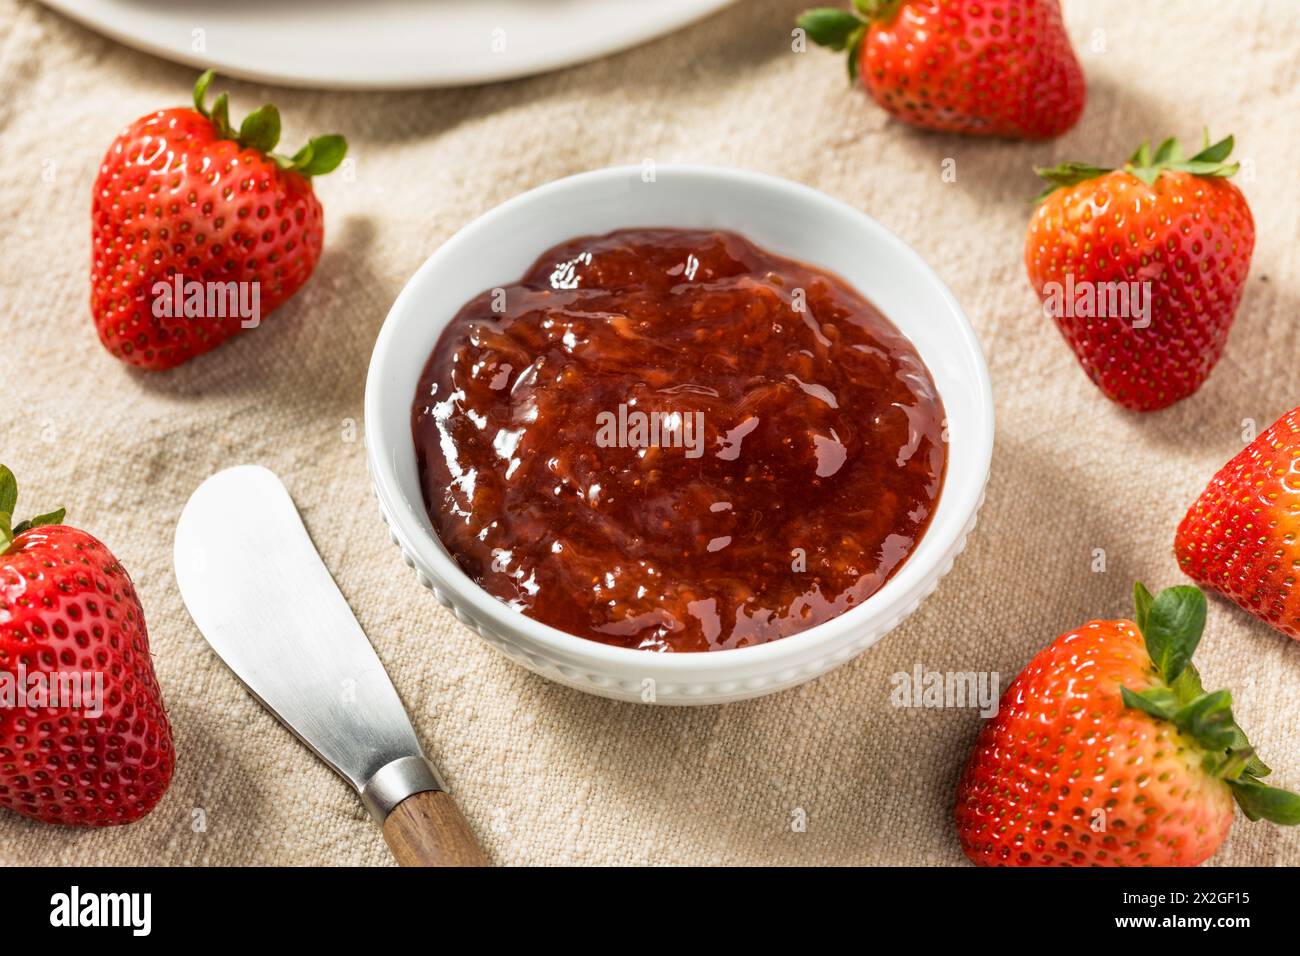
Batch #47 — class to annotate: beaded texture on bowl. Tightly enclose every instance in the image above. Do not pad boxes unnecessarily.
[372,468,982,704]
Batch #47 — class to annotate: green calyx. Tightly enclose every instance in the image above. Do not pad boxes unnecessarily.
[796,1,904,83]
[1033,131,1240,201]
[192,70,348,178]
[0,465,65,555]
[1125,133,1240,185]
[1121,583,1300,825]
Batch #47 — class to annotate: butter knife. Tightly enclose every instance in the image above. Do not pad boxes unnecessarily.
[174,464,485,867]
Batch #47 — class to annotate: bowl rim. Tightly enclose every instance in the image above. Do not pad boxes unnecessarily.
[365,163,994,676]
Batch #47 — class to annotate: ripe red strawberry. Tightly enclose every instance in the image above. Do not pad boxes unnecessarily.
[92,71,347,370]
[955,584,1299,866]
[0,466,173,825]
[1176,406,1300,640]
[1025,134,1255,411]
[797,0,1085,139]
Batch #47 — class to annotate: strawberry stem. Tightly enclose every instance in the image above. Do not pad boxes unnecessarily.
[190,70,348,178]
[1033,132,1240,200]
[0,465,66,555]
[795,1,899,82]
[1122,582,1300,825]
[796,1,904,83]
[1230,777,1300,824]
[796,7,868,82]
[1125,133,1240,186]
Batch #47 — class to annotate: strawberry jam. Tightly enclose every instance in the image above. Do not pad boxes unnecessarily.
[412,229,946,652]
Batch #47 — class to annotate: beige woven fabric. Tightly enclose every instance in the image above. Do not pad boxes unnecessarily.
[2,0,1298,866]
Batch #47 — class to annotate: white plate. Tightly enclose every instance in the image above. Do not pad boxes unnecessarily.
[366,165,995,704]
[40,0,739,90]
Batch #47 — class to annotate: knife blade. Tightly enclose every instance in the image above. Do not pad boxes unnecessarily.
[174,464,485,866]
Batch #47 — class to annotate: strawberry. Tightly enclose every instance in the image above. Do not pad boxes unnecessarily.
[797,0,1085,139]
[955,584,1299,866]
[1025,134,1255,411]
[91,71,347,370]
[0,466,173,825]
[1176,406,1300,640]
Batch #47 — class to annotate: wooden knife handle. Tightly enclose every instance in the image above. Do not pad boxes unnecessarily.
[382,790,488,867]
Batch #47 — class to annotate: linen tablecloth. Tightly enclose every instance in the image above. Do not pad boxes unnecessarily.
[2,0,1298,865]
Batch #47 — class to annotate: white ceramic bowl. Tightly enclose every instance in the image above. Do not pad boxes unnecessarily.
[365,165,993,705]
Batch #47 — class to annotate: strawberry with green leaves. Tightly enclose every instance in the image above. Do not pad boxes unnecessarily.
[1026,134,1255,411]
[797,0,1085,139]
[0,466,174,825]
[91,71,347,370]
[955,584,1298,866]
[1177,405,1300,640]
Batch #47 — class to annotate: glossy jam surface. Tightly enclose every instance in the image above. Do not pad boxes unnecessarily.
[413,229,947,652]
